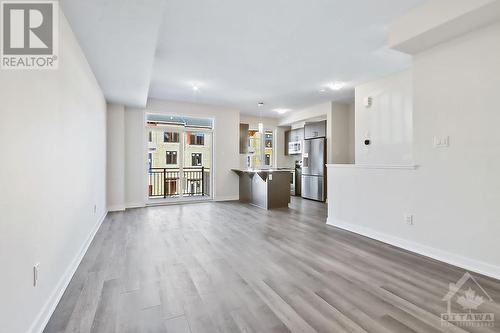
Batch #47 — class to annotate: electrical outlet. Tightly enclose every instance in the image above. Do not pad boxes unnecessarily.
[405,214,414,225]
[33,263,40,287]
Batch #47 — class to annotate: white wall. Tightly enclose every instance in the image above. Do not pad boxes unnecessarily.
[279,101,355,165]
[328,165,415,243]
[327,102,354,164]
[412,22,500,271]
[328,22,500,279]
[347,103,356,163]
[389,0,500,54]
[124,108,147,207]
[0,12,106,333]
[107,99,240,206]
[355,70,413,165]
[278,102,331,126]
[106,104,125,211]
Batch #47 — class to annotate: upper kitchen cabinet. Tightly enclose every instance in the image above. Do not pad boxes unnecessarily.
[239,123,249,154]
[290,128,303,143]
[304,120,326,139]
[286,128,304,155]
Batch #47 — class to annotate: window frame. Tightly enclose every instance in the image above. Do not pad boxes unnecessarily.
[189,133,205,146]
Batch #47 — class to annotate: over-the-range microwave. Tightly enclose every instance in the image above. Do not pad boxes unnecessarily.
[288,141,302,154]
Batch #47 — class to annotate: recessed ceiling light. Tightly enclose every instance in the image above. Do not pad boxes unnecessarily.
[258,102,264,107]
[192,84,200,91]
[273,108,290,114]
[326,81,346,91]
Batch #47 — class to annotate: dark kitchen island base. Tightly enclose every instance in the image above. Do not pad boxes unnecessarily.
[231,169,292,210]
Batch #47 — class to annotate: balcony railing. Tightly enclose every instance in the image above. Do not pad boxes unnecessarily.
[148,167,210,198]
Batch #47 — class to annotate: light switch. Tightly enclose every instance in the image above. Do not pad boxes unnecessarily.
[405,214,414,225]
[434,136,450,148]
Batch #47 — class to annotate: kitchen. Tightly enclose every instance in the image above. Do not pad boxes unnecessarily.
[233,102,354,210]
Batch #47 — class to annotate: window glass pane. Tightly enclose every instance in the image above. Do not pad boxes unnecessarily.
[187,132,204,145]
[164,132,180,143]
[265,154,271,166]
[147,114,213,128]
[184,132,210,170]
[248,130,261,168]
[166,151,177,164]
[191,153,202,166]
[264,131,273,166]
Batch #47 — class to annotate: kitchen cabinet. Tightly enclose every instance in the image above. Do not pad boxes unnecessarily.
[304,120,326,139]
[239,123,249,154]
[290,128,303,142]
[285,128,304,155]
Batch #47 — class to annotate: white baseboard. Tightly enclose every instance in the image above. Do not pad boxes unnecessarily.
[107,204,126,212]
[30,211,108,333]
[326,218,500,280]
[214,195,239,202]
[125,202,146,209]
[108,202,145,211]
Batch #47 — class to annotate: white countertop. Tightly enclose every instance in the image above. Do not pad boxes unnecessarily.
[232,168,295,173]
[326,164,418,170]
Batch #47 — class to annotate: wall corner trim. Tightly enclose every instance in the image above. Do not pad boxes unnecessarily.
[326,218,500,280]
[29,211,108,333]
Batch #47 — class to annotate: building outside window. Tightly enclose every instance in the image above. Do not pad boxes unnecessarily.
[264,130,273,166]
[188,133,204,145]
[164,132,180,143]
[192,153,202,166]
[265,154,271,166]
[147,115,213,199]
[265,132,273,148]
[166,151,177,164]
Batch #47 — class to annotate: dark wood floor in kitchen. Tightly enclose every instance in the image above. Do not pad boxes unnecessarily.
[44,197,500,333]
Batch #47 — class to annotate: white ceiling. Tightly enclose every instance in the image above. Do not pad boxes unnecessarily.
[61,0,166,107]
[62,0,425,116]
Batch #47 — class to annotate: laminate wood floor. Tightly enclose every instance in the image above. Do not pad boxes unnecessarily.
[45,198,500,333]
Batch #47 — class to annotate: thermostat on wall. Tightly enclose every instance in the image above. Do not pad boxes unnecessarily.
[364,97,373,108]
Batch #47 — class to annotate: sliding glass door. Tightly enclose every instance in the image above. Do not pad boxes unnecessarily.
[148,127,183,198]
[147,122,212,201]
[182,130,212,197]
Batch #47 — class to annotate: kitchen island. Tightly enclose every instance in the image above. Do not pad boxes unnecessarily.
[231,169,293,209]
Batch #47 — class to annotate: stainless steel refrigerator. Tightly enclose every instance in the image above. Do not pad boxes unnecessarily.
[301,138,326,201]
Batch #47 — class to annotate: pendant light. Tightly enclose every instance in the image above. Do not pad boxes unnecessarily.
[258,102,264,134]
